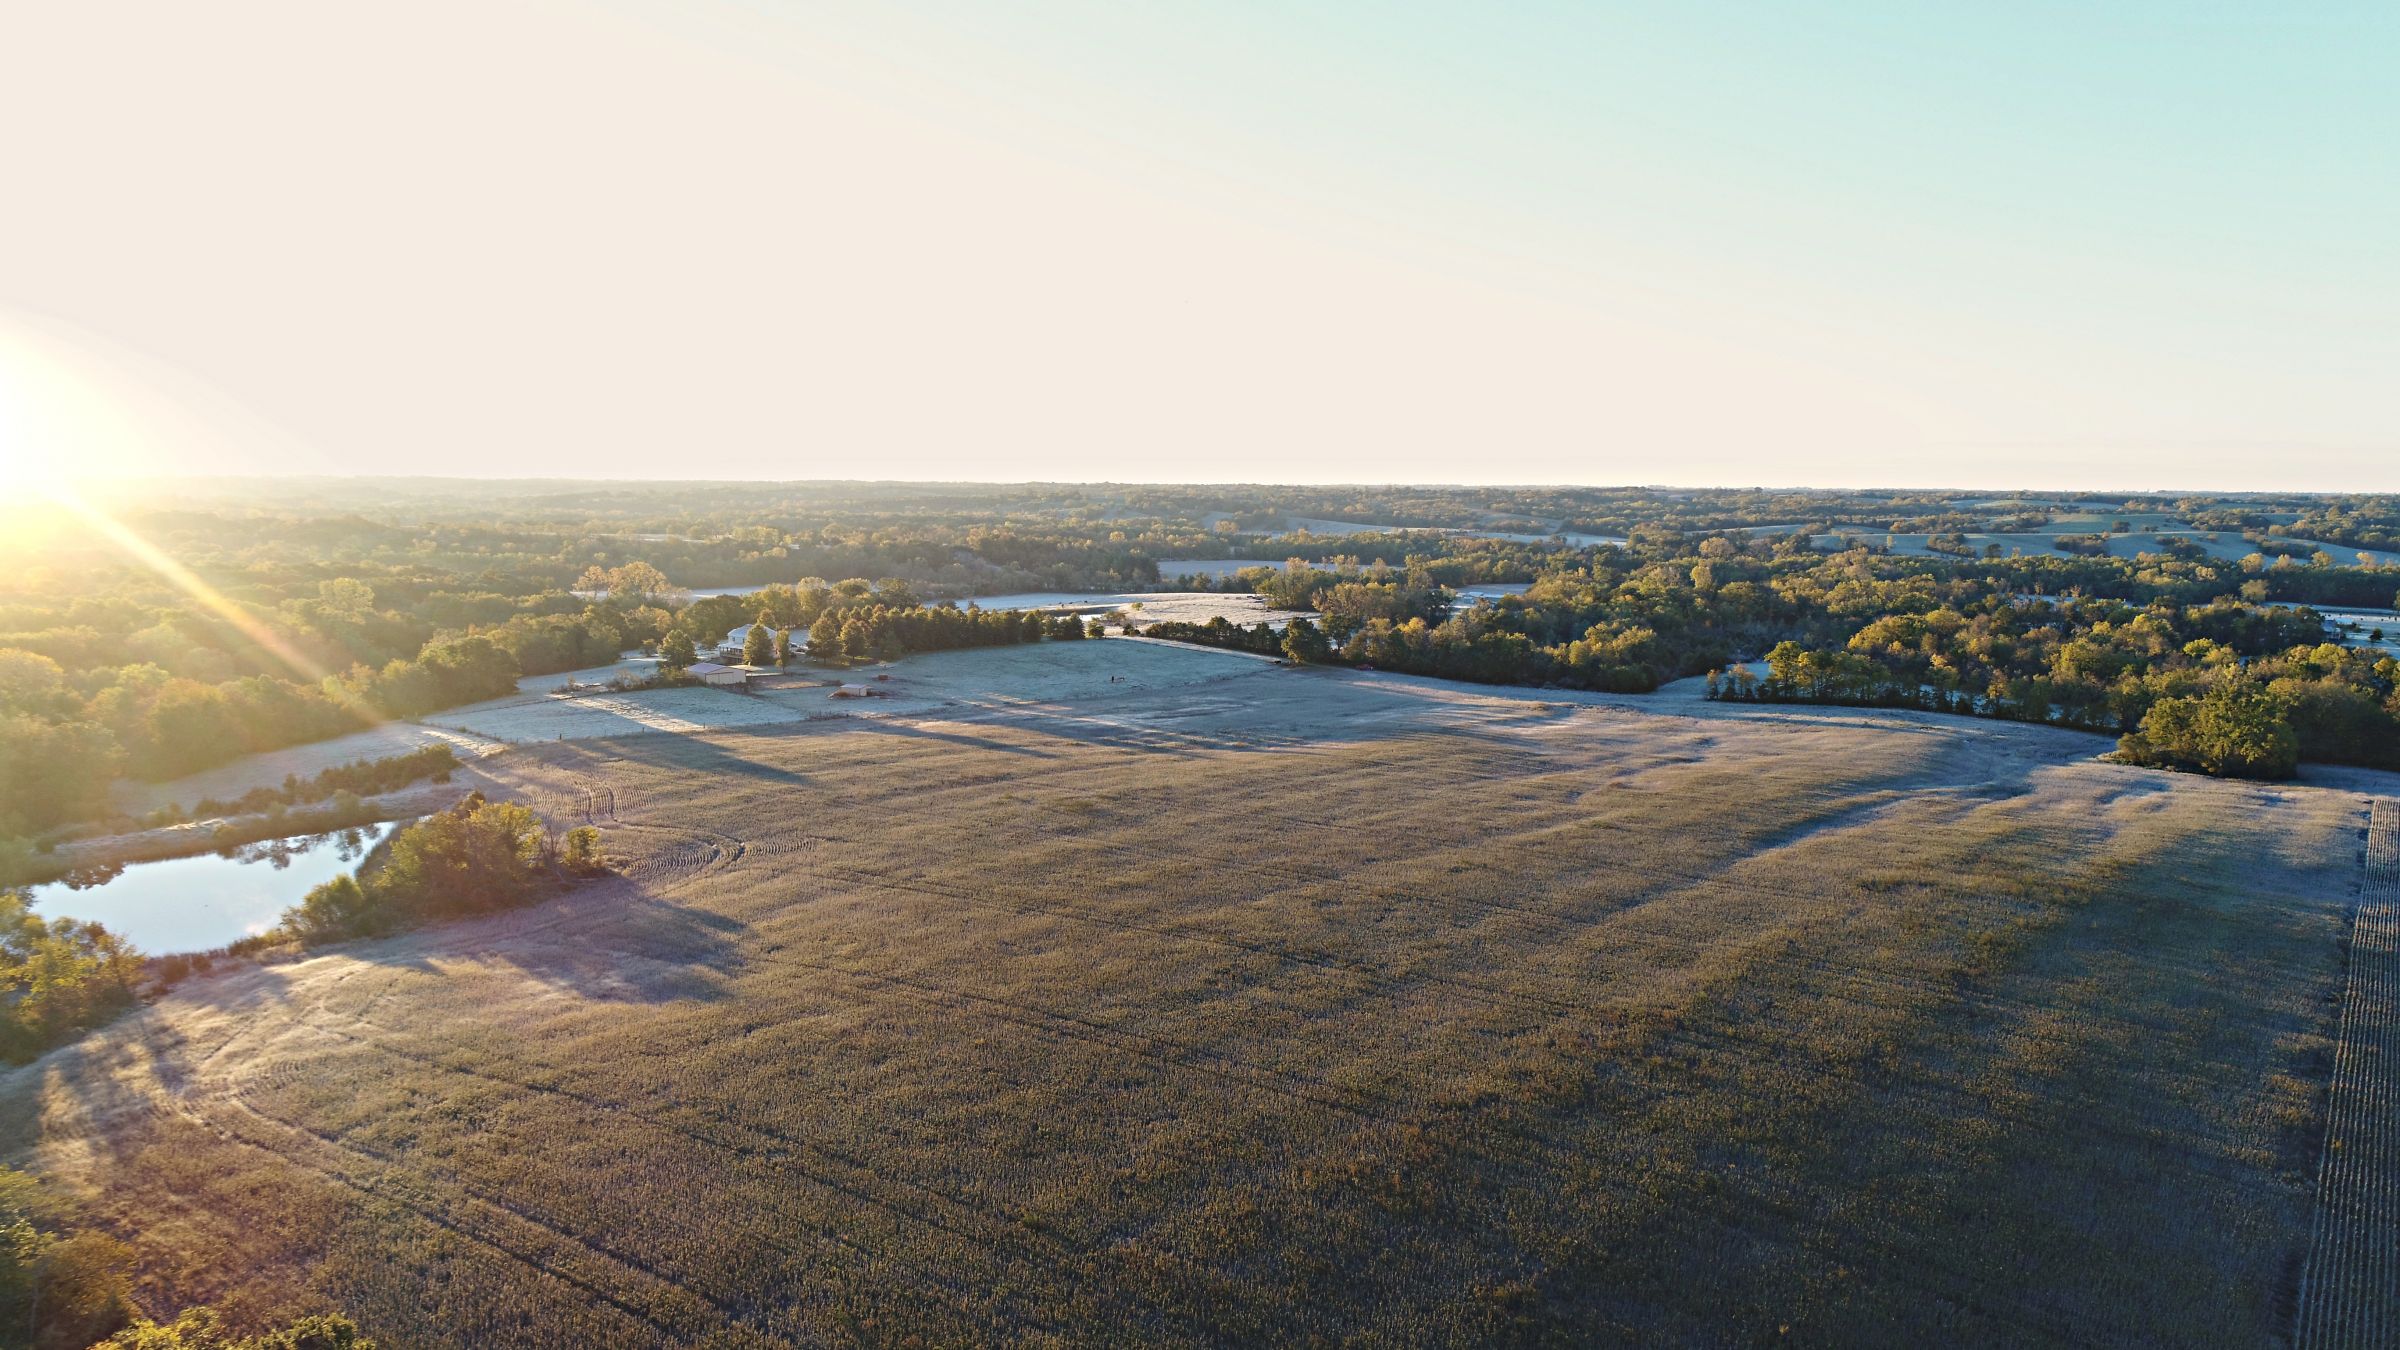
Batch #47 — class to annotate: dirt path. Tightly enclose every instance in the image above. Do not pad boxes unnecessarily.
[2296,797,2400,1348]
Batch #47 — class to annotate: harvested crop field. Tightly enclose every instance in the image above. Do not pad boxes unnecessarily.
[2295,800,2400,1349]
[6,650,2388,1346]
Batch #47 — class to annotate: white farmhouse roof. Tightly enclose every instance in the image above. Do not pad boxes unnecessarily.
[685,661,733,675]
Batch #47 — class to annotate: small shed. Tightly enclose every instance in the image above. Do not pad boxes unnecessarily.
[683,661,750,688]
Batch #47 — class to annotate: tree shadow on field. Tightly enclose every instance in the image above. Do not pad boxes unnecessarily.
[481,881,748,1004]
[147,957,296,1013]
[555,731,815,788]
[13,1005,210,1179]
[339,874,749,1005]
[913,664,1597,760]
[841,717,1063,759]
[869,697,1264,761]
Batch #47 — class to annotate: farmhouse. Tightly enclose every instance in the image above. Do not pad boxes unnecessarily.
[718,626,757,660]
[682,661,750,688]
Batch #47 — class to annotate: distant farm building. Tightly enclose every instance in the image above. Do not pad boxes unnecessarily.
[682,661,750,688]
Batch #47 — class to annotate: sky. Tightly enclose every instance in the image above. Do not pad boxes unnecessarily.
[1,1,2394,491]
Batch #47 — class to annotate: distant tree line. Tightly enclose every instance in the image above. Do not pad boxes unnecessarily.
[1708,598,2397,776]
[9,487,2399,839]
[0,597,634,836]
[1140,532,2400,775]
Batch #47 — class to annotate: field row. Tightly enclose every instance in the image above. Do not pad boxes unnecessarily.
[2295,797,2400,1349]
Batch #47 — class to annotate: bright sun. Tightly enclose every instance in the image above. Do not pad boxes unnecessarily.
[0,318,176,492]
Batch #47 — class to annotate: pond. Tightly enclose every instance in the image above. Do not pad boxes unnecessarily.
[2323,608,2400,628]
[2324,608,2400,655]
[30,820,409,955]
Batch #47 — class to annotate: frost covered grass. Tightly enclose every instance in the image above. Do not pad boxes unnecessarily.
[4,672,2375,1345]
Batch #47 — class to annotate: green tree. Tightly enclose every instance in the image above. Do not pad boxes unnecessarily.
[2119,678,2299,779]
[1280,617,1331,664]
[290,875,378,944]
[29,1229,135,1348]
[2189,678,2300,777]
[742,618,774,667]
[2,1165,51,1344]
[660,631,698,674]
[1,892,143,1063]
[145,681,244,779]
[0,717,123,835]
[561,826,603,873]
[313,578,376,620]
[601,562,672,604]
[1764,640,1810,695]
[0,652,68,719]
[373,796,550,918]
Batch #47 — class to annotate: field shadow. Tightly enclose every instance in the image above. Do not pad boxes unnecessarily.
[478,884,748,1004]
[339,876,748,1005]
[13,1001,245,1185]
[570,733,814,788]
[957,679,1499,758]
[842,717,1063,759]
[158,960,297,1014]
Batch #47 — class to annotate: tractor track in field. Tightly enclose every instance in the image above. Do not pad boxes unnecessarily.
[2295,797,2400,1349]
[120,1016,710,1345]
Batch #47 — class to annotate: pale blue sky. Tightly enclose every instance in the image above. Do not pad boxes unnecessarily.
[2,1,2394,487]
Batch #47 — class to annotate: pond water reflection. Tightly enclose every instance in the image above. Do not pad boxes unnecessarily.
[30,820,408,955]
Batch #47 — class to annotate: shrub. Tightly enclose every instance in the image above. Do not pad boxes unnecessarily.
[99,1308,377,1349]
[289,874,381,944]
[283,796,604,946]
[561,825,604,874]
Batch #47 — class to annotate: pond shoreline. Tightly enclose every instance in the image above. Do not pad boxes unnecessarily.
[19,777,484,890]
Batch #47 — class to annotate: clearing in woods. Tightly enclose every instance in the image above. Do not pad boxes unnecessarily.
[2,653,2380,1346]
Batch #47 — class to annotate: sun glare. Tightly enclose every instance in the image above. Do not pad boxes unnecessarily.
[39,486,350,692]
[0,315,197,494]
